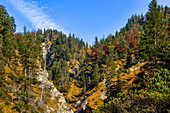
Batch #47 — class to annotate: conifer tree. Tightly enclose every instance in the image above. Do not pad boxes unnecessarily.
[0,5,16,63]
[138,0,169,69]
[105,46,118,97]
[13,31,39,112]
[0,5,16,107]
[91,63,100,87]
[94,36,99,48]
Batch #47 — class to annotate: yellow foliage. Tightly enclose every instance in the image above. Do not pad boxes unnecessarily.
[8,93,16,100]
[67,82,83,103]
[1,25,5,30]
[102,64,106,68]
[121,62,148,92]
[53,35,57,40]
[68,59,80,75]
[85,71,90,74]
[112,77,118,82]
[72,107,78,112]
[15,50,19,55]
[50,80,53,83]
[82,45,85,51]
[116,41,121,45]
[37,56,40,59]
[67,61,70,66]
[46,98,60,112]
[5,67,17,77]
[75,60,80,65]
[17,63,24,75]
[122,77,137,89]
[36,59,40,65]
[117,59,126,66]
[32,85,41,97]
[70,59,80,68]
[68,69,74,74]
[87,66,93,71]
[134,49,139,54]
[111,60,149,94]
[109,45,115,48]
[4,67,19,83]
[88,62,93,65]
[49,41,53,45]
[131,54,135,58]
[0,100,16,113]
[87,47,92,55]
[87,82,106,109]
[92,51,96,55]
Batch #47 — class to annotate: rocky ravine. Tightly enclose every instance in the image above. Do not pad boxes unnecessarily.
[37,68,73,113]
[36,42,73,113]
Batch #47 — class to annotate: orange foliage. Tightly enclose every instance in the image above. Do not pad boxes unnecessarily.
[37,56,40,59]
[87,47,92,55]
[8,93,16,100]
[112,60,148,94]
[32,85,41,98]
[131,54,135,59]
[87,82,106,109]
[53,35,57,40]
[0,100,16,113]
[67,81,83,103]
[49,41,53,45]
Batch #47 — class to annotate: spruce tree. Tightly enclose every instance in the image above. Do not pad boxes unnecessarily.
[0,5,16,108]
[105,46,118,97]
[94,36,99,48]
[0,5,16,63]
[138,0,169,69]
[91,63,100,87]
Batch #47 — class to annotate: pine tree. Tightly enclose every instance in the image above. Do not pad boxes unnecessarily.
[13,31,40,112]
[94,36,99,48]
[0,5,16,63]
[0,5,16,109]
[138,0,169,69]
[105,46,118,97]
[91,63,100,87]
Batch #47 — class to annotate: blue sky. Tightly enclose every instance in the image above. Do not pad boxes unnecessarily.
[0,0,169,45]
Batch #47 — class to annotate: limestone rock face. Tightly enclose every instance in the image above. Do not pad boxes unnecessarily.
[37,42,73,113]
[100,78,107,101]
[37,69,73,113]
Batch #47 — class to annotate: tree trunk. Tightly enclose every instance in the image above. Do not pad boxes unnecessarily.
[154,24,157,65]
[24,69,27,113]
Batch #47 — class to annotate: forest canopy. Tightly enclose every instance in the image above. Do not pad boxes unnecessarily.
[0,0,169,112]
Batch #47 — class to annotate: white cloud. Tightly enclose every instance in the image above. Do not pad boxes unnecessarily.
[7,0,67,34]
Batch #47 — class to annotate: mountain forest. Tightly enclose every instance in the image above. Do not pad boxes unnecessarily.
[0,0,170,113]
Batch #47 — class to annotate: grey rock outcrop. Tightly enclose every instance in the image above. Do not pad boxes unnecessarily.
[37,42,73,113]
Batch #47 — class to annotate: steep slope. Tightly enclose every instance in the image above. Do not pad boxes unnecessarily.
[37,67,73,112]
[37,41,73,113]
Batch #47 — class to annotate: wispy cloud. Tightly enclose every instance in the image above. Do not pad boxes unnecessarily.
[7,0,67,34]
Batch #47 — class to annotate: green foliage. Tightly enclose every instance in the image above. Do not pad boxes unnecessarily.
[95,68,170,113]
[0,5,16,63]
[0,1,169,112]
[91,63,100,86]
[138,0,169,69]
[148,68,170,93]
